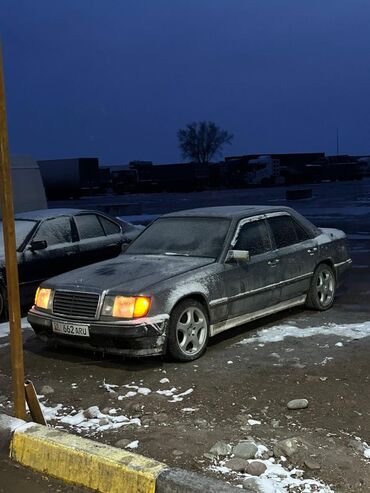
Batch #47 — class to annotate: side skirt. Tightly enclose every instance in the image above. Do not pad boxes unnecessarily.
[210,295,307,337]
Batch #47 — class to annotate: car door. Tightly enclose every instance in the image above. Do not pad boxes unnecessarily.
[18,216,78,303]
[266,213,318,303]
[73,213,123,268]
[223,217,281,320]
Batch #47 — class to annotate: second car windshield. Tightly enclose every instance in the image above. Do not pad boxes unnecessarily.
[125,217,231,259]
[0,219,37,251]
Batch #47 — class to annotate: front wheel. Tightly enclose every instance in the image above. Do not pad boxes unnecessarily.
[306,264,336,311]
[166,299,209,362]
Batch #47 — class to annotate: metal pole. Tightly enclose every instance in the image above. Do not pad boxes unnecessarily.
[0,45,26,419]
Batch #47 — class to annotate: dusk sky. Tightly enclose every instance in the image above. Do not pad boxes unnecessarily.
[2,0,370,165]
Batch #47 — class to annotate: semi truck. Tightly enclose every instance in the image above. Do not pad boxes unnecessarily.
[38,157,100,200]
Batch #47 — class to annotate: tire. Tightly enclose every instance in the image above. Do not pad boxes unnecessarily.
[166,299,209,362]
[306,264,336,311]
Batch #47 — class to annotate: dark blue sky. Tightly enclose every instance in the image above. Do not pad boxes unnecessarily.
[2,0,370,164]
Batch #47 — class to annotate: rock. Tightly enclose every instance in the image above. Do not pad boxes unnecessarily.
[224,457,248,472]
[194,418,208,428]
[172,450,183,456]
[271,419,280,428]
[40,385,54,395]
[98,417,110,426]
[287,399,308,410]
[349,439,365,453]
[233,440,258,460]
[304,459,321,470]
[203,453,214,460]
[115,439,131,448]
[274,437,302,458]
[152,413,168,423]
[242,477,263,492]
[141,418,151,426]
[209,441,232,457]
[245,461,267,476]
[83,406,101,419]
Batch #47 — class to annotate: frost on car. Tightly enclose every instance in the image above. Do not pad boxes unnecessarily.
[27,206,351,361]
[0,208,141,318]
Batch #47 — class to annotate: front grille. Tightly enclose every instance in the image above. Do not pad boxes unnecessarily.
[53,291,100,319]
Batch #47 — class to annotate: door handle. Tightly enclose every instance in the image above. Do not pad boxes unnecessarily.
[307,247,318,255]
[268,259,280,267]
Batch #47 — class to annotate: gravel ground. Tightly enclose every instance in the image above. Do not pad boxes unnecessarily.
[1,179,370,492]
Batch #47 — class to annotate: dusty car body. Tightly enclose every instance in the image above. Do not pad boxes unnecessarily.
[28,206,351,361]
[0,208,140,317]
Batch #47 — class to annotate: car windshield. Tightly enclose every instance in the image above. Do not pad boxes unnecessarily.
[0,219,37,251]
[125,217,231,259]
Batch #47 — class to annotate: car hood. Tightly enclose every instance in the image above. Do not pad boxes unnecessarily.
[44,254,215,294]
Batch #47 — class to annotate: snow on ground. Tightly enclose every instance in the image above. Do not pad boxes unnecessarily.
[38,399,141,435]
[238,321,370,346]
[210,456,334,493]
[0,317,30,338]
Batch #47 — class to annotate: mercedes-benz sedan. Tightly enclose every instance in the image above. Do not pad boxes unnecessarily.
[28,206,351,361]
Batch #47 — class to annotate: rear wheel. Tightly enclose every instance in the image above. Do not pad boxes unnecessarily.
[306,264,336,310]
[166,299,209,361]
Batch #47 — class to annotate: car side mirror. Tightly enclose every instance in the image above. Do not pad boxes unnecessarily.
[226,250,250,263]
[30,240,47,251]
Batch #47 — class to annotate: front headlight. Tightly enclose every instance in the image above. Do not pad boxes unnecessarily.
[102,295,151,318]
[34,288,53,310]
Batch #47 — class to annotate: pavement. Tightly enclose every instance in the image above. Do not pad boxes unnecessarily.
[1,179,370,492]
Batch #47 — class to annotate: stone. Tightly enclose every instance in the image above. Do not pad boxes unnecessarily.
[224,457,249,472]
[304,459,321,470]
[287,399,308,410]
[172,450,183,456]
[40,385,54,395]
[271,419,280,428]
[242,477,263,492]
[83,406,101,419]
[245,461,267,476]
[152,413,168,423]
[349,439,365,453]
[274,437,302,458]
[115,438,131,448]
[209,441,232,457]
[98,417,110,426]
[194,418,208,428]
[233,440,258,460]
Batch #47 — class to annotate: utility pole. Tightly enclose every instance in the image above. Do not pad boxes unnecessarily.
[0,45,26,419]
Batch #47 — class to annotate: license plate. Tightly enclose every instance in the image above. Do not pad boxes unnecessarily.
[52,321,90,337]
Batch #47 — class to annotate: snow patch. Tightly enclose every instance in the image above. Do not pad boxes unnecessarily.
[0,317,31,338]
[238,321,370,346]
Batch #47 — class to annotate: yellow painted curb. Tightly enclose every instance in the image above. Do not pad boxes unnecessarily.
[10,423,167,493]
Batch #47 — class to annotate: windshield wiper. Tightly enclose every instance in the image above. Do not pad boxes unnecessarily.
[164,252,190,257]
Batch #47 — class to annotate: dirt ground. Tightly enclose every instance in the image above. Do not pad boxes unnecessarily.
[1,181,370,492]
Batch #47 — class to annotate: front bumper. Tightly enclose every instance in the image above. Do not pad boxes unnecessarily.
[27,309,169,357]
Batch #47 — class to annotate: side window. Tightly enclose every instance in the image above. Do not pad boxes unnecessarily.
[268,215,299,249]
[234,220,271,256]
[75,214,105,240]
[99,216,121,235]
[33,217,72,246]
[293,220,310,242]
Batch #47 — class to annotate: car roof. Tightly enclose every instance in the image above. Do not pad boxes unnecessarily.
[14,208,92,221]
[162,205,296,220]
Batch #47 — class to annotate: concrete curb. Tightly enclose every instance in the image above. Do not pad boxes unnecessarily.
[1,413,245,493]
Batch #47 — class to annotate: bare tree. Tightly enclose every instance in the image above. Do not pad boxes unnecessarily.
[177,121,233,164]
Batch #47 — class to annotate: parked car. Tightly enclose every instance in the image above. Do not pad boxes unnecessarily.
[0,208,141,317]
[28,206,351,361]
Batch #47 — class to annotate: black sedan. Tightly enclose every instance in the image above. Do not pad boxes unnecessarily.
[28,206,351,361]
[0,208,140,317]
